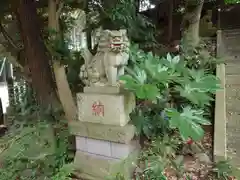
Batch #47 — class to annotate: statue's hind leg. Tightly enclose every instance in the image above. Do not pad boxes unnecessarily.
[118,66,124,77]
[105,66,118,86]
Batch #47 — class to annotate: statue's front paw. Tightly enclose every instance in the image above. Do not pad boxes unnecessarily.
[107,81,121,87]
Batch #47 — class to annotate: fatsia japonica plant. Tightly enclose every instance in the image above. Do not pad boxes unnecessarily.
[120,44,221,141]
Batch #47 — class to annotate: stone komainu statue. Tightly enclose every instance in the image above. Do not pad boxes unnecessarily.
[79,29,130,87]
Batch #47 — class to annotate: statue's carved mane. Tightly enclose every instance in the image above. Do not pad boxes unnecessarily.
[96,30,129,52]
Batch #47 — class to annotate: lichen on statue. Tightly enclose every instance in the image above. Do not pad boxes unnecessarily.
[79,29,130,87]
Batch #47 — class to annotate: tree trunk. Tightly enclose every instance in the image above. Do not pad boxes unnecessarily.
[167,0,173,42]
[182,0,204,47]
[48,0,77,122]
[13,0,59,106]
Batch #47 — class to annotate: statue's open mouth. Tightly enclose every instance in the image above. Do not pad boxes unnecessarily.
[110,42,123,49]
[112,43,122,47]
[111,37,123,48]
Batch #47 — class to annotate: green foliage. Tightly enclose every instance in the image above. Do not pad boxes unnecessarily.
[0,86,73,180]
[165,106,210,141]
[66,51,85,93]
[108,136,182,180]
[135,136,183,179]
[111,43,220,179]
[181,39,222,72]
[51,163,73,180]
[108,0,155,42]
[45,27,84,93]
[213,160,232,179]
[88,0,156,43]
[0,114,73,180]
[225,0,240,4]
[130,106,170,138]
[212,160,240,180]
[120,44,220,140]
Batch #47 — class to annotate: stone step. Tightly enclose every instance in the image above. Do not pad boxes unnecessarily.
[226,111,240,127]
[225,47,240,53]
[226,86,240,98]
[225,52,240,58]
[226,62,240,74]
[226,75,240,85]
[224,55,240,62]
[227,132,240,143]
[226,152,240,167]
[222,30,240,37]
[226,111,240,126]
[223,29,240,33]
[223,37,240,43]
[225,60,240,64]
[227,134,240,151]
[222,45,240,54]
[226,103,240,113]
[223,33,240,38]
[219,29,240,167]
[223,37,240,41]
[223,36,240,42]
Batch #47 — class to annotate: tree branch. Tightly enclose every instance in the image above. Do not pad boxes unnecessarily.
[56,1,64,17]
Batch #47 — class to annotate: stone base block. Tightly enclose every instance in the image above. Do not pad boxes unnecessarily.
[84,86,124,94]
[75,172,101,180]
[73,150,139,180]
[76,92,135,126]
[69,121,136,144]
[75,136,140,159]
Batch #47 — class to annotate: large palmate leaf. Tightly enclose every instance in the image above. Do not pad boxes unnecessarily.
[164,106,210,141]
[175,85,213,107]
[119,74,139,91]
[120,74,160,100]
[188,69,221,92]
[142,54,182,86]
[121,44,217,143]
[124,65,147,84]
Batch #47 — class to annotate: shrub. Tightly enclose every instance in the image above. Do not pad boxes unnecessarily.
[121,44,220,141]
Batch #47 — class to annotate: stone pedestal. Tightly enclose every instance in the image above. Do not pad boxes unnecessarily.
[70,87,139,179]
[77,90,135,126]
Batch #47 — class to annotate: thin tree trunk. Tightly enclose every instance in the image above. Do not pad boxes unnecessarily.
[13,0,59,106]
[48,0,77,122]
[182,0,204,47]
[85,0,92,50]
[167,0,173,42]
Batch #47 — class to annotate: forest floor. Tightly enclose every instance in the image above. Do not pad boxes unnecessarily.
[164,131,213,180]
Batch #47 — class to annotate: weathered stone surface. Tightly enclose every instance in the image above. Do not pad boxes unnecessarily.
[195,153,211,164]
[74,172,101,180]
[73,150,139,180]
[226,111,240,128]
[75,136,140,159]
[226,62,240,75]
[76,92,135,126]
[218,29,240,167]
[214,60,227,160]
[84,86,124,94]
[226,75,240,85]
[69,121,136,144]
[226,86,240,98]
[226,99,240,111]
[79,29,130,87]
